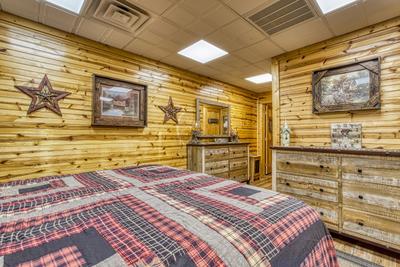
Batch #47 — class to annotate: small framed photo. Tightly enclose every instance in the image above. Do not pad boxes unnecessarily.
[92,75,147,127]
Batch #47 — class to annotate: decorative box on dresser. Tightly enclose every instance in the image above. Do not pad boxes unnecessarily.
[187,142,250,183]
[272,146,400,253]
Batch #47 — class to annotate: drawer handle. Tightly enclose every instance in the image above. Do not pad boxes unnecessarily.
[358,195,363,200]
[357,169,362,174]
[320,165,324,169]
[319,188,324,193]
[319,211,324,216]
[286,161,290,165]
[286,182,290,186]
[358,222,364,227]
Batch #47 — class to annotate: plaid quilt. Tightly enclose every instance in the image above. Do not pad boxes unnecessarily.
[0,165,338,267]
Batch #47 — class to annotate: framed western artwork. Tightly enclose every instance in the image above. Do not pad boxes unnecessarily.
[312,58,380,114]
[92,75,147,127]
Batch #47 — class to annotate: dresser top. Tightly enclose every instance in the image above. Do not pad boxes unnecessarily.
[271,146,400,157]
[187,142,250,147]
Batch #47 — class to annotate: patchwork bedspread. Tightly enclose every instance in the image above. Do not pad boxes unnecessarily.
[0,165,338,267]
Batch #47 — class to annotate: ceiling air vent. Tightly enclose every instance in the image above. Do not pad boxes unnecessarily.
[91,0,150,33]
[248,0,315,35]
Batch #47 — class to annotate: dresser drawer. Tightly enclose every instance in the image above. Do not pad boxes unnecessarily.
[230,169,248,182]
[205,160,229,174]
[343,182,400,220]
[213,172,229,179]
[230,158,248,171]
[277,173,338,202]
[342,208,400,250]
[230,146,248,159]
[342,157,400,188]
[298,197,339,229]
[205,147,229,160]
[276,152,339,179]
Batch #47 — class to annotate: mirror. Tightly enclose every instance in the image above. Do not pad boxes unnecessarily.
[196,99,230,136]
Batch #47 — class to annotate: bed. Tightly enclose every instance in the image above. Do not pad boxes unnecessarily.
[0,165,338,267]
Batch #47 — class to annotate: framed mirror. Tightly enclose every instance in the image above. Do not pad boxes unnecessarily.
[196,99,230,136]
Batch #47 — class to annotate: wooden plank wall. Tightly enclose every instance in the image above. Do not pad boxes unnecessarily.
[272,16,400,149]
[0,12,260,181]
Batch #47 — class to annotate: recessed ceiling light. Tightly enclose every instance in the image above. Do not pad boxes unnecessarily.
[45,0,86,14]
[315,0,358,14]
[178,40,228,64]
[245,73,272,84]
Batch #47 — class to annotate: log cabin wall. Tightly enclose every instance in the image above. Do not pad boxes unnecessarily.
[272,16,400,148]
[0,12,260,182]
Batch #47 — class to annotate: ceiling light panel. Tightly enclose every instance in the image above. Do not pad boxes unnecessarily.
[178,40,228,64]
[315,0,358,14]
[45,0,85,14]
[246,73,272,84]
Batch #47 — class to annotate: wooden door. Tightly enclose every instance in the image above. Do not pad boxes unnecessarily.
[263,104,273,174]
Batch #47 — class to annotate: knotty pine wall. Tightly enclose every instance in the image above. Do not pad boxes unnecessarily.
[272,16,400,149]
[0,12,261,181]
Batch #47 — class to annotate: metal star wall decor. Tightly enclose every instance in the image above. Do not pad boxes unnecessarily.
[15,75,70,116]
[158,96,182,124]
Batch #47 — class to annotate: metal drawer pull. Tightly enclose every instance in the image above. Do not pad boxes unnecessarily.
[320,165,324,169]
[358,195,363,200]
[357,169,362,174]
[286,162,290,165]
[286,182,290,186]
[319,211,324,216]
[358,222,364,227]
[319,188,324,192]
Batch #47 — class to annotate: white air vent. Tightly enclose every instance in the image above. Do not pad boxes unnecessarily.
[90,0,150,33]
[248,0,315,35]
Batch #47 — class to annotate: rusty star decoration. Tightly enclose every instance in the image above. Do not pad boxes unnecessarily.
[158,96,182,124]
[15,75,70,116]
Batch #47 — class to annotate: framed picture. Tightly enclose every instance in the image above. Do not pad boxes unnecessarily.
[331,123,362,149]
[312,58,380,114]
[92,75,147,127]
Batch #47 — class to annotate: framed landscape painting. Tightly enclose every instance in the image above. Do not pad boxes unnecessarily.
[92,75,147,127]
[312,58,380,114]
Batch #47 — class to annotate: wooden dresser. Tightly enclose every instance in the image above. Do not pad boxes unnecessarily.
[187,143,250,182]
[272,146,400,252]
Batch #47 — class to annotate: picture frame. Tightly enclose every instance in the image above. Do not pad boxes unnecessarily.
[92,75,147,127]
[331,123,362,149]
[312,58,380,114]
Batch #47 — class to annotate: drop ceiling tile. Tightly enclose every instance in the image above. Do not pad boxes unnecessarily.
[326,3,368,35]
[43,4,78,33]
[161,54,200,70]
[253,60,272,72]
[229,64,263,78]
[234,39,284,63]
[163,5,196,27]
[208,61,236,73]
[215,55,250,69]
[125,39,171,60]
[75,19,109,42]
[168,30,197,47]
[221,19,265,47]
[202,4,237,28]
[271,18,333,51]
[185,20,215,36]
[1,0,40,21]
[189,65,221,77]
[206,29,247,51]
[137,30,165,46]
[102,30,134,49]
[363,0,400,25]
[128,0,177,15]
[181,0,220,16]
[146,18,180,39]
[224,0,274,15]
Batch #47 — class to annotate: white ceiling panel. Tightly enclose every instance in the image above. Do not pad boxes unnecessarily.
[128,0,177,16]
[102,30,134,49]
[1,0,40,21]
[42,4,78,33]
[363,0,400,25]
[2,0,400,92]
[326,3,368,35]
[76,18,109,42]
[163,5,196,27]
[271,18,333,51]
